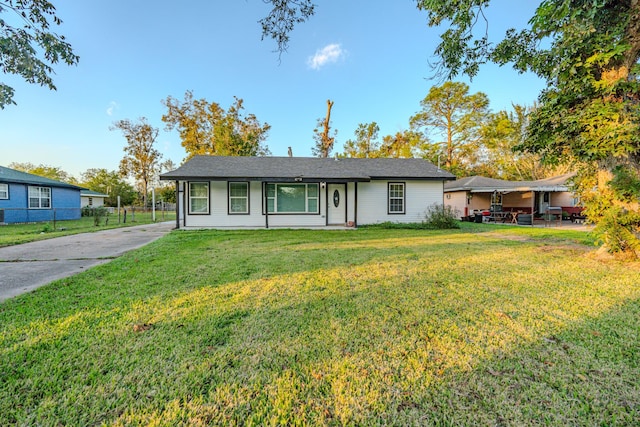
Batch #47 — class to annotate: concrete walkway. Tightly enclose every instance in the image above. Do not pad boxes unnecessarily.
[0,221,174,302]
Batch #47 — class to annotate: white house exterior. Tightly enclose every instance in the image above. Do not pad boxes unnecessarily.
[160,156,455,229]
[80,190,108,208]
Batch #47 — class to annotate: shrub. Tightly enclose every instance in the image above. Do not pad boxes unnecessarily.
[423,204,460,229]
[82,206,109,226]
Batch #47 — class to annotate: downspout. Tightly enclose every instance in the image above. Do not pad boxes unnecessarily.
[264,181,269,229]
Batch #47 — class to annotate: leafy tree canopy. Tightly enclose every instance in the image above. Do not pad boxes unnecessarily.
[8,161,75,183]
[162,91,271,160]
[479,104,571,180]
[342,122,381,158]
[410,81,489,176]
[416,0,640,255]
[0,0,79,108]
[80,168,136,206]
[110,117,163,207]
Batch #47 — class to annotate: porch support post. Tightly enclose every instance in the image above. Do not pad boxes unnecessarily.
[175,180,180,229]
[325,182,329,227]
[264,181,269,229]
[354,182,358,227]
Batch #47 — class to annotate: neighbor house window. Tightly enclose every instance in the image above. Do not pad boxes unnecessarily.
[28,186,51,209]
[265,183,319,214]
[189,182,209,214]
[388,182,405,214]
[229,182,249,214]
[0,183,8,199]
[88,197,93,206]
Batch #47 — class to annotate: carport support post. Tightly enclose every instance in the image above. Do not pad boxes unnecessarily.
[117,196,121,224]
[531,191,535,226]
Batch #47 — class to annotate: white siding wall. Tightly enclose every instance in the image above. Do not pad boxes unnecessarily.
[179,179,446,228]
[357,180,444,225]
[81,196,105,208]
[181,180,328,228]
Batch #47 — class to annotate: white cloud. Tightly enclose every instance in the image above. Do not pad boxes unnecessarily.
[307,43,346,70]
[106,101,119,116]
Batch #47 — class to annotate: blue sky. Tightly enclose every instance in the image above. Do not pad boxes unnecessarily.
[1,0,546,178]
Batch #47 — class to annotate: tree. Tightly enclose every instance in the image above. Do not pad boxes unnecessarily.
[414,0,640,256]
[342,122,381,158]
[154,159,177,204]
[80,168,136,206]
[0,0,79,108]
[8,162,74,183]
[410,81,489,176]
[162,91,271,160]
[259,0,315,54]
[379,130,427,158]
[110,117,163,208]
[479,104,571,180]
[311,99,337,157]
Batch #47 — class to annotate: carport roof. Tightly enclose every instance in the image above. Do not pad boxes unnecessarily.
[444,173,574,193]
[160,155,456,182]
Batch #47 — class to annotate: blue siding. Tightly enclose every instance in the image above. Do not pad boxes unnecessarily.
[0,183,81,223]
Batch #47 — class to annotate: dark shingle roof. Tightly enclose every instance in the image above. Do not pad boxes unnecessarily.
[160,156,456,182]
[444,173,574,192]
[0,166,82,190]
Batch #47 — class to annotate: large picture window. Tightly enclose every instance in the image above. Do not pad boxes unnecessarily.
[388,182,405,214]
[229,182,249,214]
[189,182,209,214]
[0,183,8,199]
[265,183,319,214]
[28,186,51,209]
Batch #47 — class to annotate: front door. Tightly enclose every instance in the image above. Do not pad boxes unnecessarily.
[327,184,346,225]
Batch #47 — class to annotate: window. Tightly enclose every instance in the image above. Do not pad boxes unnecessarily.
[265,183,319,214]
[388,183,405,214]
[28,186,51,209]
[189,182,209,214]
[88,197,93,206]
[229,182,249,214]
[0,183,7,199]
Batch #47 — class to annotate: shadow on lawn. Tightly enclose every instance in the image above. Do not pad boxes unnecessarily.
[0,229,637,425]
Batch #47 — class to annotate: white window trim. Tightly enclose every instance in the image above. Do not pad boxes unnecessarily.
[28,186,51,209]
[228,182,249,214]
[188,182,209,215]
[265,183,319,214]
[0,183,8,200]
[388,182,405,214]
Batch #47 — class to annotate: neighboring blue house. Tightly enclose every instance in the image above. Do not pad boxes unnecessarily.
[0,166,83,224]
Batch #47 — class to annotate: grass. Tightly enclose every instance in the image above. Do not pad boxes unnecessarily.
[0,226,638,425]
[0,210,176,247]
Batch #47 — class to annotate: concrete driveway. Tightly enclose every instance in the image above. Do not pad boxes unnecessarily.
[0,221,174,302]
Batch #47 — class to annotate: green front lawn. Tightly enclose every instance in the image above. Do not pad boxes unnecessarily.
[0,210,176,247]
[0,226,638,425]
